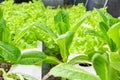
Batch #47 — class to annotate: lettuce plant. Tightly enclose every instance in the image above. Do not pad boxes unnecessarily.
[0,8,46,64]
[0,41,46,80]
[0,0,46,49]
[35,9,87,63]
[82,9,120,80]
[0,8,46,79]
[41,9,120,80]
[108,22,120,73]
[1,1,120,80]
[35,10,103,80]
[89,21,120,80]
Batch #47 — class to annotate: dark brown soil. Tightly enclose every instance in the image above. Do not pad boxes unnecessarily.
[0,62,11,72]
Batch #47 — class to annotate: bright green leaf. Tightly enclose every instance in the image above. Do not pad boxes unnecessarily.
[0,41,21,63]
[86,30,103,38]
[14,23,34,44]
[68,54,89,64]
[43,56,62,64]
[19,50,46,65]
[35,23,56,38]
[108,66,119,80]
[54,9,70,35]
[96,9,108,24]
[50,63,100,80]
[110,52,120,72]
[56,31,74,62]
[92,53,109,80]
[107,22,120,49]
[71,14,88,32]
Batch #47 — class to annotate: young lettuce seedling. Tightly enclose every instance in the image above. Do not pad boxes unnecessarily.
[0,41,46,80]
[35,10,102,80]
[36,9,88,63]
[86,9,120,80]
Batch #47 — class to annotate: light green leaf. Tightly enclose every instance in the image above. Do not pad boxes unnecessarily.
[0,19,11,48]
[35,23,56,38]
[50,63,100,80]
[68,54,89,64]
[92,53,109,80]
[14,23,33,44]
[56,31,74,62]
[108,66,119,80]
[86,30,103,38]
[99,21,110,44]
[19,50,46,65]
[107,22,120,49]
[43,56,62,64]
[2,26,10,43]
[96,9,108,23]
[110,52,120,72]
[0,41,21,63]
[54,9,70,35]
[0,11,10,43]
[71,14,88,32]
